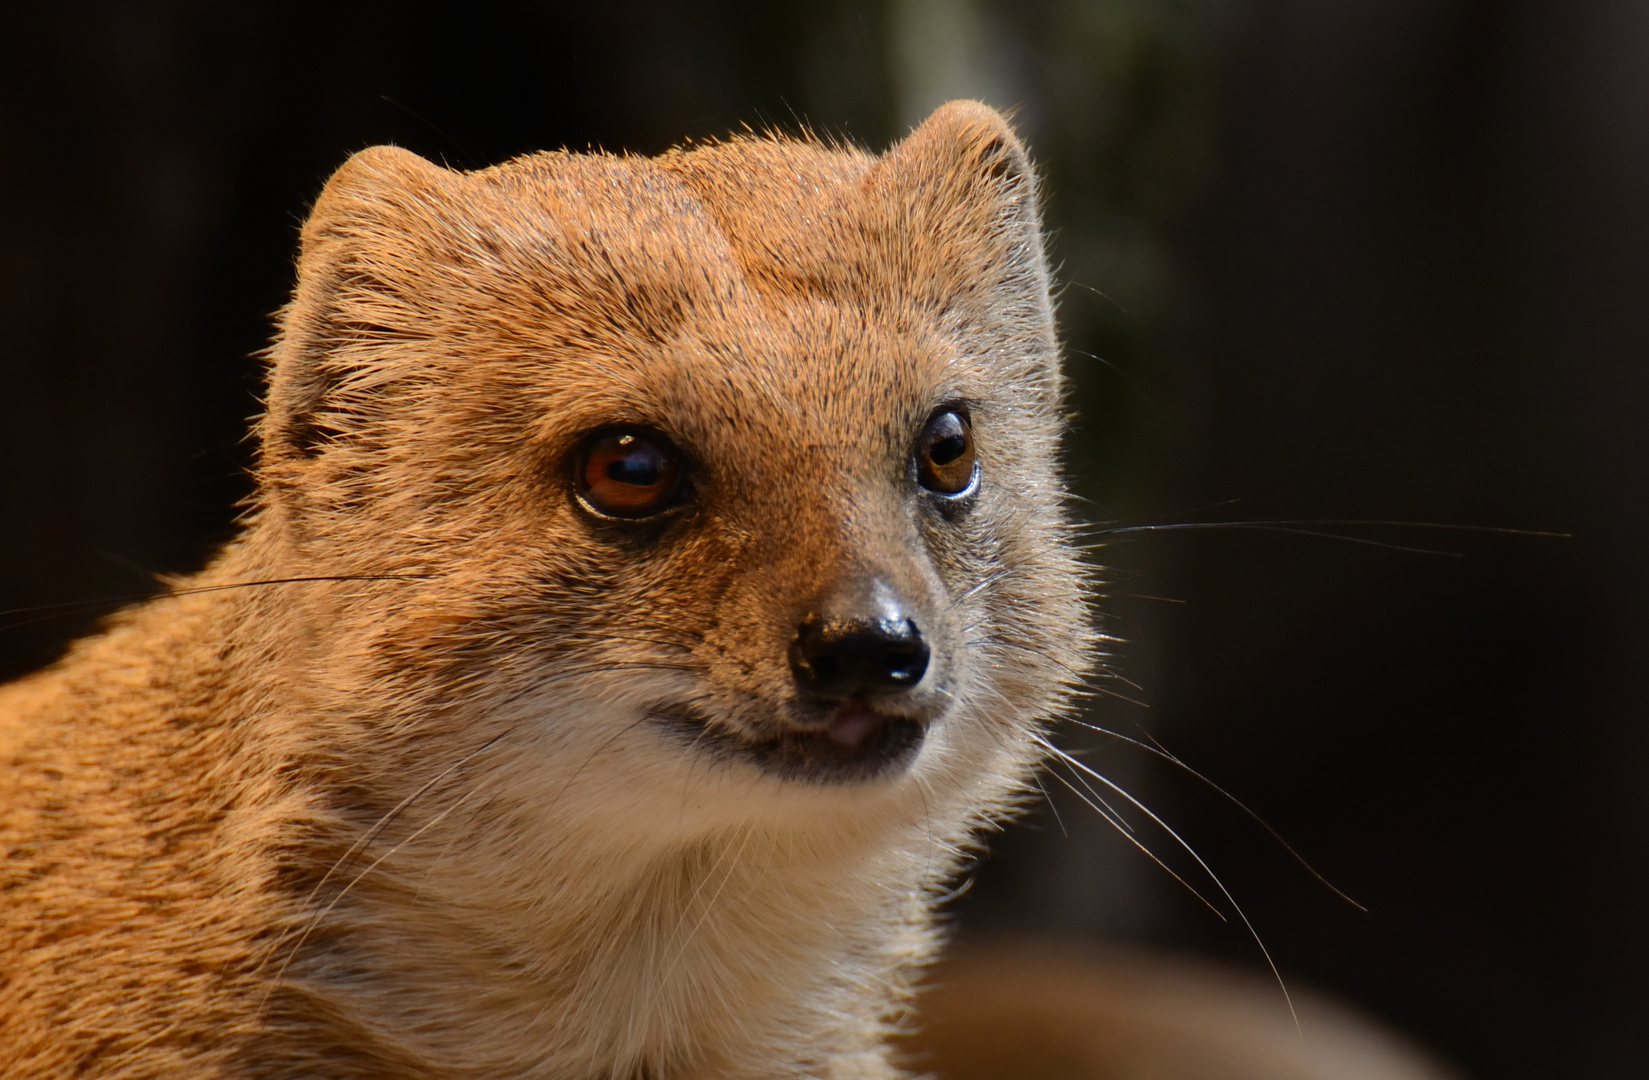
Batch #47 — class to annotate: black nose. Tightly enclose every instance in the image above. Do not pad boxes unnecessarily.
[789,613,930,700]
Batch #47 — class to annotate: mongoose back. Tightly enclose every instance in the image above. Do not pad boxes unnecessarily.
[0,101,1090,1078]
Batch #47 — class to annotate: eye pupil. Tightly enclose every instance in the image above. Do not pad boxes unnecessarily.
[929,434,966,467]
[607,457,659,485]
[916,411,976,496]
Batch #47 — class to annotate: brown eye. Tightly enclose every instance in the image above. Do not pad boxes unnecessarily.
[916,410,976,495]
[573,429,684,518]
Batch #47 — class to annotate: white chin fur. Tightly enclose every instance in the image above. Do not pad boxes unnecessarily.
[472,671,1020,849]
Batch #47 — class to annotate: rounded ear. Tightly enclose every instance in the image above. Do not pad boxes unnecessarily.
[874,102,1059,395]
[259,146,458,485]
[889,99,1037,211]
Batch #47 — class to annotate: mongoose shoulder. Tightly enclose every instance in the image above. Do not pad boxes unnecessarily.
[0,101,1090,1079]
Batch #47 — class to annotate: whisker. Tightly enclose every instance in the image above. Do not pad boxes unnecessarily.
[257,730,508,1010]
[1042,738,1300,1031]
[275,766,500,995]
[1064,717,1364,911]
[1081,517,1568,538]
[552,714,660,805]
[1086,525,1465,557]
[1067,346,1150,404]
[1087,664,1147,695]
[674,691,729,819]
[1081,518,1570,559]
[1066,281,1130,315]
[0,575,432,634]
[1029,770,1068,838]
[1039,758,1224,922]
[957,566,1022,602]
[0,601,144,636]
[1071,680,1148,709]
[655,825,758,993]
[915,770,942,887]
[1044,748,1136,836]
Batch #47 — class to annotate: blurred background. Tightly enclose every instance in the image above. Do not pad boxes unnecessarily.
[2,2,1645,1076]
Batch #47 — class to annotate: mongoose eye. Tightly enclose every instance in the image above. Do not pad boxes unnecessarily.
[916,410,977,495]
[573,429,685,518]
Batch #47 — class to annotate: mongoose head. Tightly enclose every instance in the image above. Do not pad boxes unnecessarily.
[256,101,1090,840]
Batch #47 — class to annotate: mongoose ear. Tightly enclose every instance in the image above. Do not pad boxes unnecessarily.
[261,145,462,477]
[885,99,1036,208]
[877,100,1041,269]
[874,101,1058,388]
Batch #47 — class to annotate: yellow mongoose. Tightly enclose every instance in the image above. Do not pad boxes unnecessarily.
[0,101,1090,1078]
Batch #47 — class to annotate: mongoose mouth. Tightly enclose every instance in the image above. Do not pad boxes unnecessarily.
[649,701,926,784]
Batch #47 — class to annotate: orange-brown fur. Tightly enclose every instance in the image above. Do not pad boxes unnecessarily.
[0,103,1090,1078]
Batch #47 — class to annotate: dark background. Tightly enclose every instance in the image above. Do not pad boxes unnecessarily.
[3,2,1644,1077]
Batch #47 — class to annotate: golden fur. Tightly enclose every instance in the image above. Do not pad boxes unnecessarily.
[0,102,1090,1078]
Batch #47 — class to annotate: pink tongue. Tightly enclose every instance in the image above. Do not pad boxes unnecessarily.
[826,706,883,749]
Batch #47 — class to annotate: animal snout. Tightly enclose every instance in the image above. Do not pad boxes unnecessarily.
[789,612,930,700]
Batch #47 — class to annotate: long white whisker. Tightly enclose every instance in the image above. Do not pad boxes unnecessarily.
[657,825,758,991]
[263,759,502,1009]
[1029,770,1068,838]
[257,729,510,1011]
[1047,747,1136,835]
[1040,737,1300,1032]
[1063,718,1364,911]
[1039,755,1225,921]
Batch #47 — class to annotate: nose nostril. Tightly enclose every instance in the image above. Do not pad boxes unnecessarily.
[790,615,930,699]
[880,636,929,687]
[807,652,839,685]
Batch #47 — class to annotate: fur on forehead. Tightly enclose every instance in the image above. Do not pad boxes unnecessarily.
[258,101,1056,500]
